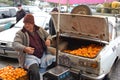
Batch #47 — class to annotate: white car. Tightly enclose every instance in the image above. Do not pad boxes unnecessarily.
[22,5,42,14]
[0,7,18,31]
[0,12,51,58]
[50,13,120,80]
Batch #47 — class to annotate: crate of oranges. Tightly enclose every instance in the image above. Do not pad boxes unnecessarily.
[0,65,29,80]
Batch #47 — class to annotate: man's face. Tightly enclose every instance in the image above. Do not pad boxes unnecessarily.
[17,6,22,11]
[24,23,34,32]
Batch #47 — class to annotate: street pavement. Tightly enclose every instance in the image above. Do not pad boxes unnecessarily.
[0,57,18,68]
[111,59,120,80]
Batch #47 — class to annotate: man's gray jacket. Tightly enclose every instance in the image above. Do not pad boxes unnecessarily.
[13,26,52,67]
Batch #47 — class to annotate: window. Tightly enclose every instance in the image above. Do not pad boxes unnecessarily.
[0,8,17,19]
[108,22,113,40]
[116,23,120,36]
[9,8,16,17]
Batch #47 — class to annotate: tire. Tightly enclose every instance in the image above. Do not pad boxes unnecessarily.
[103,74,110,80]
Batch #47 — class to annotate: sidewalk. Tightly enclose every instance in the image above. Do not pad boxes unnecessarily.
[111,59,120,80]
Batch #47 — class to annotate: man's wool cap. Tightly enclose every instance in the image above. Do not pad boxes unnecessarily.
[23,14,35,24]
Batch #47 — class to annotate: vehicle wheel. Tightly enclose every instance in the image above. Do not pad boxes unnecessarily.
[103,57,118,80]
[103,74,110,80]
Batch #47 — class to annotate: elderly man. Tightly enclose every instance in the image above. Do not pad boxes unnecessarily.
[13,14,56,80]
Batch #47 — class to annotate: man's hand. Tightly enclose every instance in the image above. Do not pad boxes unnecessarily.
[45,39,51,47]
[24,47,35,54]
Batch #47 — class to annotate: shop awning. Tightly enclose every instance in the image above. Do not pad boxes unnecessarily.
[44,0,114,5]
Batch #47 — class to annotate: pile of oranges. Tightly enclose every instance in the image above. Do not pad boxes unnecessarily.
[64,44,102,58]
[0,66,27,80]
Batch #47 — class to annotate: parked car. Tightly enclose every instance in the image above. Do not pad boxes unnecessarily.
[22,5,42,14]
[0,7,18,32]
[50,13,120,80]
[0,12,51,58]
